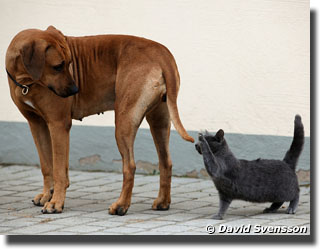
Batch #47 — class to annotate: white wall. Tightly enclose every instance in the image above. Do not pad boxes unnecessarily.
[0,0,310,136]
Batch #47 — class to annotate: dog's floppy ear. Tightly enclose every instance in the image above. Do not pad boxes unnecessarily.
[21,40,47,81]
[215,129,224,141]
[47,25,57,31]
[47,25,65,37]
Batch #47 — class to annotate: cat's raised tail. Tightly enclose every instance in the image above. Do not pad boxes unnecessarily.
[283,115,305,170]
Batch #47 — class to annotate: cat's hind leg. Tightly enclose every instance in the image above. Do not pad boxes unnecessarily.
[287,194,299,214]
[263,202,284,213]
[212,198,231,220]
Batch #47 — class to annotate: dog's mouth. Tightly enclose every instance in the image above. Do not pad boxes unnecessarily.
[48,84,79,98]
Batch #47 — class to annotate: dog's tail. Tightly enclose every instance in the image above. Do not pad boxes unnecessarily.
[283,114,304,170]
[161,51,194,143]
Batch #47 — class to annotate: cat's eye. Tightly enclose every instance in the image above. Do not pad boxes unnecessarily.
[53,61,65,72]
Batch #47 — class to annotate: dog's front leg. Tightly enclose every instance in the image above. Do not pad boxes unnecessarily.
[28,115,54,207]
[41,120,71,214]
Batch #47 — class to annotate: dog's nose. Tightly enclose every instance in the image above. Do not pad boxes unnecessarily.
[67,84,79,96]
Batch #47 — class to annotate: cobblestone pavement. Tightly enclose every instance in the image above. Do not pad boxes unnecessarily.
[0,165,310,235]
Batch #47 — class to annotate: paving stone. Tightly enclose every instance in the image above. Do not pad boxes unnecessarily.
[0,227,13,233]
[87,220,125,228]
[0,217,44,228]
[134,191,159,198]
[70,202,107,212]
[171,177,200,185]
[226,207,264,217]
[46,216,98,226]
[142,208,186,216]
[81,210,114,220]
[167,197,194,203]
[178,218,222,227]
[60,224,104,234]
[78,192,118,201]
[173,191,210,199]
[249,213,293,220]
[2,180,34,186]
[1,185,39,192]
[156,212,203,222]
[218,218,270,227]
[35,210,86,220]
[66,191,93,199]
[0,202,33,211]
[127,203,150,212]
[147,224,196,233]
[0,164,310,236]
[64,198,100,208]
[172,230,207,235]
[0,196,23,205]
[131,196,152,204]
[7,223,66,234]
[172,200,212,210]
[126,219,176,229]
[106,213,159,223]
[267,218,310,227]
[102,226,144,234]
[43,231,79,235]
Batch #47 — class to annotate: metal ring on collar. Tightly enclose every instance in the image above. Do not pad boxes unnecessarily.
[22,85,29,95]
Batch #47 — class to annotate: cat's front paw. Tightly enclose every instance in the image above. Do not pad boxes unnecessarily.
[212,214,224,220]
[199,132,206,141]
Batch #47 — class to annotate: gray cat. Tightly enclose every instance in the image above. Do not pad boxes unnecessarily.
[195,115,304,220]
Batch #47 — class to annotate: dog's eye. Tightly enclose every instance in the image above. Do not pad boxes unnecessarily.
[53,61,65,72]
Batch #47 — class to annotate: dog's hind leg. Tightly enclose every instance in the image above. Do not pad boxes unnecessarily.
[109,97,147,216]
[109,66,168,215]
[263,202,284,213]
[146,102,172,211]
[27,113,53,207]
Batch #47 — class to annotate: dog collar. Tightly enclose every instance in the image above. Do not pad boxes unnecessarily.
[6,69,34,95]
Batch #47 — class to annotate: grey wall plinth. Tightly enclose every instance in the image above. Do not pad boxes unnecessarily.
[0,121,310,181]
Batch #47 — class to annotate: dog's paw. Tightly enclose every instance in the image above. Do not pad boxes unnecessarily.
[41,200,64,214]
[108,202,129,216]
[152,198,170,211]
[212,214,224,220]
[32,191,53,207]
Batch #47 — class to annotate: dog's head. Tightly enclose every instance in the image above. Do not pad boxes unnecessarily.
[195,129,225,155]
[6,26,78,98]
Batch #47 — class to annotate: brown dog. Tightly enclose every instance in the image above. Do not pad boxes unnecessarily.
[5,26,194,215]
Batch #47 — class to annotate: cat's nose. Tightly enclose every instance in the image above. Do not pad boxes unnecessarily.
[195,143,202,154]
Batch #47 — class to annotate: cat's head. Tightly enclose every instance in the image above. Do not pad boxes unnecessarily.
[195,129,225,155]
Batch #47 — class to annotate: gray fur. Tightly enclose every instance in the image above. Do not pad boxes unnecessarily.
[195,115,304,220]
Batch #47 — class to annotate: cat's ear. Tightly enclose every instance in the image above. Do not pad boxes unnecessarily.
[216,129,224,141]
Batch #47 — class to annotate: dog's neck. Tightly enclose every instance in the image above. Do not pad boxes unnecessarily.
[65,35,119,119]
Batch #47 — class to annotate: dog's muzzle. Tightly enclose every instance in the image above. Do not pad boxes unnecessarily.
[49,84,79,98]
[66,84,79,96]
